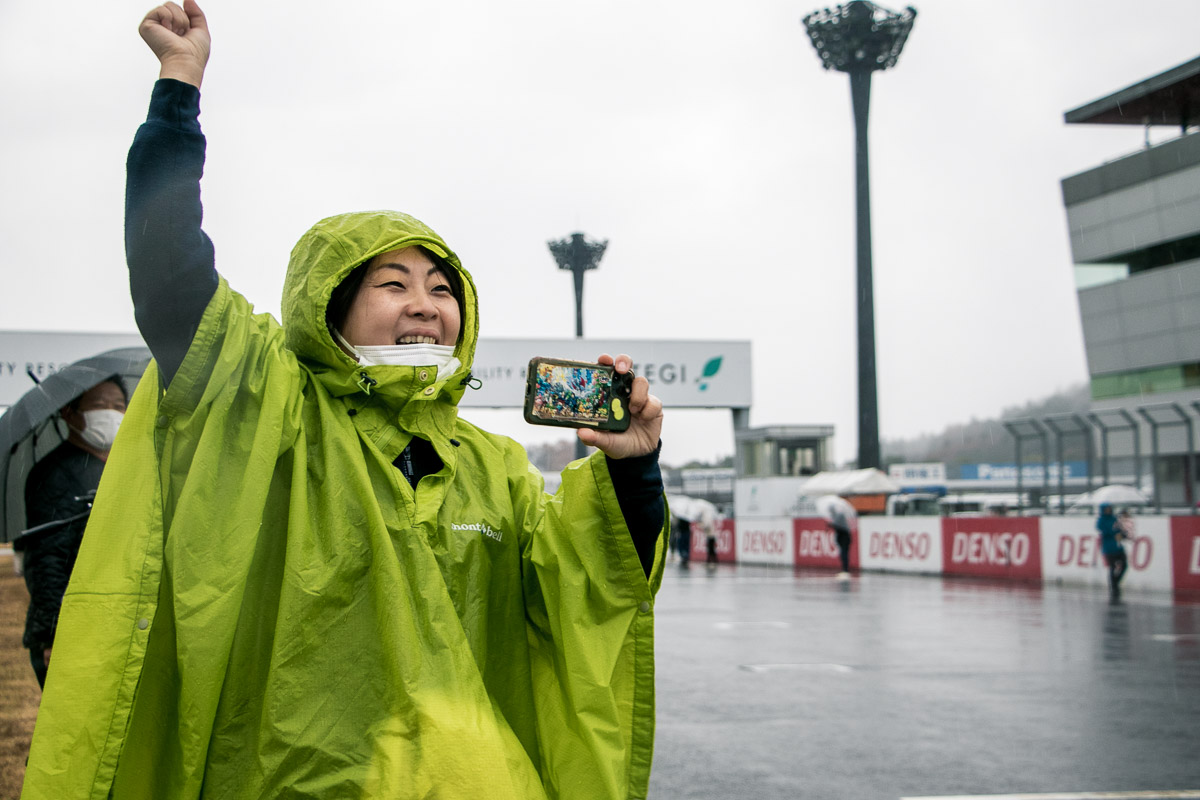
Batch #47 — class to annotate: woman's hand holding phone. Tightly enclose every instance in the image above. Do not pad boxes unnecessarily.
[577,354,662,460]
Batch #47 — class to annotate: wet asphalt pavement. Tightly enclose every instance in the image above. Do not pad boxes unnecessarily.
[647,563,1200,800]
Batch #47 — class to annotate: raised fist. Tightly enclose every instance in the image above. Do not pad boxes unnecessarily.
[139,0,210,87]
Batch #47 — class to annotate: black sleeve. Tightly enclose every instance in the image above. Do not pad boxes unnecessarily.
[22,457,90,649]
[126,79,219,386]
[606,441,665,579]
[21,527,84,649]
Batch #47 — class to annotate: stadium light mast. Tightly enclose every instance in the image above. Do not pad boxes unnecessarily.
[548,232,608,339]
[803,1,916,469]
[548,231,609,458]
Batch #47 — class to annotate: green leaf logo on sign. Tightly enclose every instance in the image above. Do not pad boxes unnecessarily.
[699,356,722,391]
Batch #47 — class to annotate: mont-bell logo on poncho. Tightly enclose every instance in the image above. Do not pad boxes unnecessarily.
[451,521,503,542]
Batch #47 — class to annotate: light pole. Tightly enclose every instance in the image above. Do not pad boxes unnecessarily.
[548,231,608,458]
[548,232,608,338]
[803,1,916,470]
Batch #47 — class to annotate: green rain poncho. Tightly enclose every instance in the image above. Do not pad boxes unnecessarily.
[22,211,664,799]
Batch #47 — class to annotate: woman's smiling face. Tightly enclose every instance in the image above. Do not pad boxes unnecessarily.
[339,247,461,349]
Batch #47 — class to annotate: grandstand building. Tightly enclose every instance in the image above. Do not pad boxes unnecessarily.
[1061,54,1200,510]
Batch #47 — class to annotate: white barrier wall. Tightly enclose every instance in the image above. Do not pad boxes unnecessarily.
[858,517,942,574]
[735,518,793,566]
[728,514,1200,594]
[1040,516,1174,592]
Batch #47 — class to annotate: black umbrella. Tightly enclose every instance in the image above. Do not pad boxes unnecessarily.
[1,346,152,543]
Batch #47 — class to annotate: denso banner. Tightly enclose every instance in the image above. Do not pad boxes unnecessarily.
[1041,516,1173,592]
[689,518,737,563]
[942,517,1041,580]
[859,517,942,574]
[1171,516,1200,593]
[793,517,854,570]
[736,518,794,566]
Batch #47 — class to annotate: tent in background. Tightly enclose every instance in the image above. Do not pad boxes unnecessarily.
[798,469,900,514]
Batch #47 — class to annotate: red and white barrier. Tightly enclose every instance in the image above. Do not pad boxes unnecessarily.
[793,518,854,570]
[1041,516,1173,591]
[725,514,1200,593]
[688,517,737,563]
[1173,517,1200,592]
[942,517,1042,581]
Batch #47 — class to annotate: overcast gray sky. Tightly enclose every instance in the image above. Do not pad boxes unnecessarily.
[2,0,1196,467]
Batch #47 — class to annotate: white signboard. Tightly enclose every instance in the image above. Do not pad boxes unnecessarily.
[888,462,946,484]
[735,476,810,519]
[0,331,146,407]
[682,468,735,495]
[1040,516,1173,592]
[2,331,751,411]
[467,338,751,409]
[735,518,794,566]
[858,516,943,574]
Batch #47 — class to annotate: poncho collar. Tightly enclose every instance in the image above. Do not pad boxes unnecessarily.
[281,210,479,412]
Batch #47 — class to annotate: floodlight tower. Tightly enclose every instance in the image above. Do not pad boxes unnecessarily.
[548,231,609,459]
[548,232,608,338]
[803,1,916,469]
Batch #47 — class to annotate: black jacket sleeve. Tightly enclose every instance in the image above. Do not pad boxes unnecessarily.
[607,442,665,578]
[21,527,85,649]
[126,79,219,386]
[21,451,96,649]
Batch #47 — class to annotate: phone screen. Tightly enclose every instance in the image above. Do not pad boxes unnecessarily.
[528,361,614,425]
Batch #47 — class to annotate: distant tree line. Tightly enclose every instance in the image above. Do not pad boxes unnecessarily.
[881,383,1091,477]
[525,384,1092,476]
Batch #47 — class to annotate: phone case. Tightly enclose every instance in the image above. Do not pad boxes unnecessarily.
[523,357,634,432]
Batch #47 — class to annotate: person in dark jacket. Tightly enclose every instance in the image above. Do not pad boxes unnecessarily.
[21,378,127,688]
[673,514,692,564]
[1095,503,1128,599]
[829,507,852,580]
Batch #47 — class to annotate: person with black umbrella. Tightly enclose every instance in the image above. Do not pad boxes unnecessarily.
[18,377,127,688]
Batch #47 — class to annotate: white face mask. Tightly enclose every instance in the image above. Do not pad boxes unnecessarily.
[71,409,124,451]
[334,330,460,374]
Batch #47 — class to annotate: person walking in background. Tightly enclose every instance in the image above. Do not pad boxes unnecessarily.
[671,513,692,565]
[19,378,127,688]
[1096,503,1128,599]
[703,512,718,568]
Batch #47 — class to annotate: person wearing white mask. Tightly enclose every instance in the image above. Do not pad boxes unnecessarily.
[21,378,127,688]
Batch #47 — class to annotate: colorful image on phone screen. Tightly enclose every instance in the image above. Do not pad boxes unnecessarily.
[530,363,613,425]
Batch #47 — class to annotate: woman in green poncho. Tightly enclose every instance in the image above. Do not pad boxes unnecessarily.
[21,2,666,798]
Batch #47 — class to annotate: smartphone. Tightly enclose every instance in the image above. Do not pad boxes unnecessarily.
[523,357,634,431]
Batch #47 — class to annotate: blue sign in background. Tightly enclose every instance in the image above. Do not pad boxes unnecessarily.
[960,462,1089,481]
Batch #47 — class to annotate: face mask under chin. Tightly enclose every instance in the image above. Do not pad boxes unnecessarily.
[333,329,459,373]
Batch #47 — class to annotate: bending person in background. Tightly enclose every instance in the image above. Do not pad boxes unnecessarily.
[20,378,126,689]
[22,2,666,799]
[830,507,852,580]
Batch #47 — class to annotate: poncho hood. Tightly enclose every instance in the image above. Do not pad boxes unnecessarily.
[281,210,478,406]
